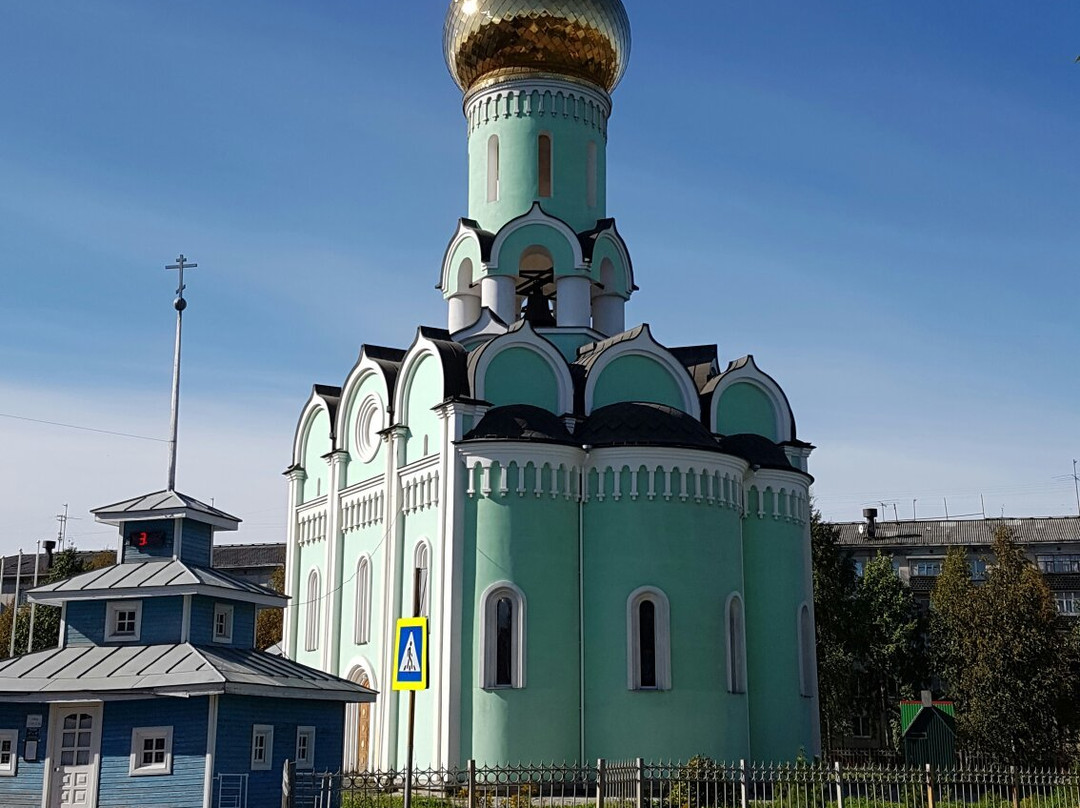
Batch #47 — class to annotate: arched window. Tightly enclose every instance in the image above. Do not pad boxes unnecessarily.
[726,593,746,694]
[354,556,372,645]
[586,141,598,208]
[487,135,500,202]
[798,603,814,697]
[414,542,430,617]
[305,570,321,652]
[537,133,552,198]
[626,586,671,690]
[480,582,527,689]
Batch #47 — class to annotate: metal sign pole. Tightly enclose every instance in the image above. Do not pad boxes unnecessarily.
[403,567,421,808]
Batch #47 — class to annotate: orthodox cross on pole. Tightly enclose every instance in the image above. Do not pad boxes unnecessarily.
[165,254,197,491]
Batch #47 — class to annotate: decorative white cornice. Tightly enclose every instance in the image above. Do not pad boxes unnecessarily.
[744,468,811,525]
[340,475,386,533]
[464,76,611,140]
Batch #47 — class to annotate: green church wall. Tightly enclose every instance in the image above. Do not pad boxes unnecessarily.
[538,330,596,362]
[716,382,778,440]
[301,408,331,502]
[468,99,606,234]
[460,462,582,764]
[581,478,749,762]
[482,347,560,413]
[591,355,686,412]
[339,522,387,677]
[293,541,326,671]
[404,355,442,465]
[742,489,814,760]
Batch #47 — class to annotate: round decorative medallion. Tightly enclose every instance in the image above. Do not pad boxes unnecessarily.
[354,395,383,463]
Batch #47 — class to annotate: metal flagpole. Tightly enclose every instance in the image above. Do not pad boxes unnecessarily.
[165,254,197,491]
[9,550,22,658]
[26,541,40,654]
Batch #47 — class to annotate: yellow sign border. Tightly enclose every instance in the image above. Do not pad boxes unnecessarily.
[391,617,428,691]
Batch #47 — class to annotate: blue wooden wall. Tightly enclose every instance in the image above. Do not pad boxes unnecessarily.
[0,702,49,807]
[215,695,345,807]
[98,698,208,808]
[65,597,184,646]
[180,520,212,567]
[189,597,256,648]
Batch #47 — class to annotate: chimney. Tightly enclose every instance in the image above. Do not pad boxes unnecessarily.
[42,540,56,568]
[863,507,878,539]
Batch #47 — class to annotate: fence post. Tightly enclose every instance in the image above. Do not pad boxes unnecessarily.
[596,758,606,808]
[635,758,644,808]
[739,759,748,808]
[1010,765,1019,808]
[925,764,934,808]
[281,759,294,808]
[834,761,844,808]
[468,759,476,808]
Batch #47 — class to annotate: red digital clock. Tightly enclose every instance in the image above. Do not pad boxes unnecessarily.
[127,530,167,549]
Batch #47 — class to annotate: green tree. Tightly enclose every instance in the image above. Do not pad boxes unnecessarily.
[856,553,928,750]
[255,565,285,651]
[0,547,96,657]
[811,511,862,749]
[930,526,1079,764]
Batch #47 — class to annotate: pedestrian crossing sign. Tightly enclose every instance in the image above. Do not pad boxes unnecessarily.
[392,617,428,691]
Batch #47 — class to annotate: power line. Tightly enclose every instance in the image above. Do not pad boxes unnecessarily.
[0,412,167,443]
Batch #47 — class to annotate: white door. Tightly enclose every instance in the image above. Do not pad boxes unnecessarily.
[47,705,102,808]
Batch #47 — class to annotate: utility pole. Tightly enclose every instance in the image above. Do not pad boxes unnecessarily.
[56,504,69,552]
[1073,460,1079,517]
[8,550,21,658]
[26,541,40,654]
[165,254,197,491]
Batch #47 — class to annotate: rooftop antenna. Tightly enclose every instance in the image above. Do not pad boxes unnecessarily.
[55,503,69,552]
[1073,460,1080,517]
[165,254,197,492]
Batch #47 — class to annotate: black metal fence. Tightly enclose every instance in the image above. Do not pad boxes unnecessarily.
[282,759,1080,808]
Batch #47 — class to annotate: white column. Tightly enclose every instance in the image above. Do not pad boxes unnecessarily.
[481,275,517,323]
[283,468,307,660]
[448,293,481,333]
[325,449,349,674]
[556,275,591,328]
[591,293,625,336]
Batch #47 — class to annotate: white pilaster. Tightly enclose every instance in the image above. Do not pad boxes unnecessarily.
[591,293,625,336]
[325,449,350,674]
[283,467,307,660]
[481,275,517,324]
[448,293,481,333]
[556,275,591,328]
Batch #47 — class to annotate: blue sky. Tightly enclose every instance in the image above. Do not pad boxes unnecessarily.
[1,1,1078,554]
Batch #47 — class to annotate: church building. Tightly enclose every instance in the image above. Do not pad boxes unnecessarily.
[285,0,820,768]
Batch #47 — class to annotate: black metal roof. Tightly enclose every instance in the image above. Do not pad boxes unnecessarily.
[577,402,718,451]
[718,433,798,472]
[462,405,575,445]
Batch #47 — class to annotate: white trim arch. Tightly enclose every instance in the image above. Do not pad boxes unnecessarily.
[354,555,373,645]
[336,351,394,445]
[581,326,701,419]
[626,585,672,691]
[413,539,431,617]
[291,395,335,469]
[590,229,634,297]
[393,337,450,431]
[439,222,488,295]
[304,569,322,652]
[706,356,795,443]
[487,202,586,273]
[479,580,528,689]
[469,322,574,415]
[725,592,746,694]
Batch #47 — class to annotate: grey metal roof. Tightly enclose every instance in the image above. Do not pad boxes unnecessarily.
[835,517,1080,548]
[1,551,102,582]
[0,643,376,703]
[92,489,241,530]
[29,559,286,607]
[212,543,285,570]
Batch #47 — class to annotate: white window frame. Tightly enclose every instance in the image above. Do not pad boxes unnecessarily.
[213,603,234,644]
[725,592,746,694]
[479,581,527,690]
[354,556,372,645]
[798,602,815,698]
[305,570,321,652]
[0,729,18,777]
[413,541,430,618]
[1056,591,1080,616]
[910,558,943,577]
[295,726,316,771]
[105,600,143,642]
[626,586,671,691]
[251,724,274,771]
[129,726,173,776]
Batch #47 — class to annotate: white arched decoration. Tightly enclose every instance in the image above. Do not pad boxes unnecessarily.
[626,585,671,691]
[290,393,335,469]
[469,323,575,415]
[581,326,701,419]
[354,555,372,645]
[479,580,528,689]
[486,203,587,273]
[438,222,487,296]
[305,569,321,652]
[343,661,377,772]
[334,350,393,452]
[413,540,431,618]
[725,592,746,694]
[392,336,448,430]
[705,356,795,443]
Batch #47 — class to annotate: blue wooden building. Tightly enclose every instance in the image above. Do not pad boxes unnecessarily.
[0,490,375,808]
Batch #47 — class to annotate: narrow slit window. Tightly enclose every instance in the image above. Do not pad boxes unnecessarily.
[481,582,527,689]
[627,587,671,690]
[414,543,430,617]
[638,600,657,688]
[305,570,321,652]
[355,557,372,645]
[538,134,552,198]
[495,596,514,687]
[487,135,500,202]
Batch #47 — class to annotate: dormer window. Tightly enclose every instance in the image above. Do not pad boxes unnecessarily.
[106,601,142,642]
[213,604,234,644]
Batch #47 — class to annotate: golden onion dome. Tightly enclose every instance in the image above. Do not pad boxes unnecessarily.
[444,0,631,95]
